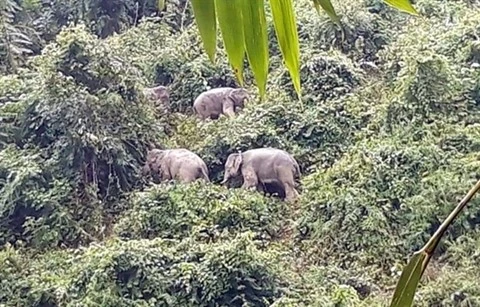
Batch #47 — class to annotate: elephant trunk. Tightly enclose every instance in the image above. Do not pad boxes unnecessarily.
[221,173,229,185]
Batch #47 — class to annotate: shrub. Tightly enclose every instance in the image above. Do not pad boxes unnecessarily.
[276,50,364,104]
[0,146,99,249]
[114,181,289,241]
[297,134,480,275]
[295,0,392,63]
[0,25,169,248]
[0,234,285,306]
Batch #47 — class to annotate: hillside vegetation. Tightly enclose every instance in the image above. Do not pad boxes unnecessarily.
[1,0,480,306]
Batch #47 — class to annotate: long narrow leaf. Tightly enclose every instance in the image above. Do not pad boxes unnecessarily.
[390,180,480,307]
[389,252,427,307]
[383,0,418,15]
[312,0,340,24]
[269,0,301,97]
[191,0,217,63]
[215,0,246,86]
[241,0,269,98]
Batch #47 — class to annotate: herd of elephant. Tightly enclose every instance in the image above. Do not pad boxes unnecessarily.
[141,85,301,202]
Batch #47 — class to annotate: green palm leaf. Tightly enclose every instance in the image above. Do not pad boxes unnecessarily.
[241,0,269,98]
[215,0,246,86]
[269,0,301,98]
[191,0,217,63]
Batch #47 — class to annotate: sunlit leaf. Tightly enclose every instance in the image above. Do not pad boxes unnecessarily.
[269,0,301,97]
[312,0,340,24]
[390,251,427,307]
[215,0,245,86]
[157,0,165,11]
[241,0,269,98]
[191,0,217,63]
[383,0,418,15]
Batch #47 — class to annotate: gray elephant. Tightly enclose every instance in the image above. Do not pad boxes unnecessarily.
[193,87,249,120]
[142,148,210,183]
[221,148,301,202]
[143,85,170,110]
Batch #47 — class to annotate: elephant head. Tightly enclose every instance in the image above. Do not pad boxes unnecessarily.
[143,149,166,182]
[228,88,249,109]
[221,152,243,184]
[144,85,170,109]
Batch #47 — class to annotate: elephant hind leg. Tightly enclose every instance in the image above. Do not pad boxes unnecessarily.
[176,168,199,183]
[284,183,300,203]
[277,166,300,203]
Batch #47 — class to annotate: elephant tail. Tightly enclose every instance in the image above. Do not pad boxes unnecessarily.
[200,166,210,182]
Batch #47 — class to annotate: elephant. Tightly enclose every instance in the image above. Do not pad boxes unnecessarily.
[193,87,249,120]
[143,85,170,110]
[221,148,301,202]
[142,148,210,183]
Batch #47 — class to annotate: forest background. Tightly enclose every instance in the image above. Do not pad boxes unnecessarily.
[1,0,480,306]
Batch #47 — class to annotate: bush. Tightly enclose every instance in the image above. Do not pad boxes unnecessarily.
[114,181,289,241]
[295,0,393,63]
[276,50,364,104]
[297,134,480,275]
[0,24,169,248]
[0,146,87,249]
[0,234,286,306]
[21,24,165,198]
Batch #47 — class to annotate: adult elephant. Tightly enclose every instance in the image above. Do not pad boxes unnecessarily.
[193,87,249,120]
[142,148,210,183]
[221,148,301,202]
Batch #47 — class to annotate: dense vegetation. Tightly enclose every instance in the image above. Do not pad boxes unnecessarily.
[1,0,480,305]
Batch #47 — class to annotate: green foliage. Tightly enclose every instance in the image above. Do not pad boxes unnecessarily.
[277,49,364,103]
[0,234,285,306]
[1,0,480,305]
[115,181,288,241]
[0,24,168,248]
[0,0,35,73]
[298,132,480,271]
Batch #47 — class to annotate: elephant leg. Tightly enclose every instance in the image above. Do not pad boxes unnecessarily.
[159,165,173,182]
[222,100,236,118]
[256,182,265,194]
[177,168,199,183]
[277,166,300,203]
[284,183,300,203]
[241,169,259,191]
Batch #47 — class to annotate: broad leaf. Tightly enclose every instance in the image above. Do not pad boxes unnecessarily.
[191,0,217,63]
[383,0,418,15]
[390,251,427,307]
[215,0,246,86]
[312,0,340,24]
[241,0,269,98]
[269,0,301,97]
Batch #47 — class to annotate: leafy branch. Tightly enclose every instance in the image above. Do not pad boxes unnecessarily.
[0,0,35,73]
[188,0,418,98]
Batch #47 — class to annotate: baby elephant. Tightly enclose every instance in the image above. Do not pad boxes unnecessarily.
[143,85,170,110]
[193,87,249,120]
[222,148,301,202]
[142,148,210,183]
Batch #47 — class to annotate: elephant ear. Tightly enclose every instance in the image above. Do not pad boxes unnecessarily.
[231,152,243,174]
[228,88,248,107]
